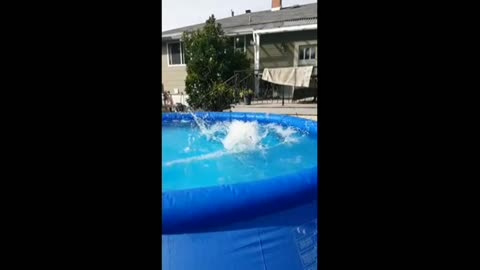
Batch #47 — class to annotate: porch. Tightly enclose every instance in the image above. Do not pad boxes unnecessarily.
[227,66,317,105]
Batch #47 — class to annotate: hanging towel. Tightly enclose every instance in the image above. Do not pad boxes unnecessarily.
[262,66,314,88]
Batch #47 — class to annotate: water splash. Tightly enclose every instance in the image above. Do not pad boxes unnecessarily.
[164,111,303,167]
[188,109,209,137]
[222,121,266,153]
[264,123,299,144]
[165,150,227,166]
[188,109,225,142]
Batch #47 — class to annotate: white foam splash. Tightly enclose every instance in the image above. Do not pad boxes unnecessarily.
[164,150,227,167]
[264,123,299,144]
[188,116,301,153]
[222,121,266,153]
[164,112,302,167]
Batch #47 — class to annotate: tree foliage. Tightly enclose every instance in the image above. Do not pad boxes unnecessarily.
[182,15,250,111]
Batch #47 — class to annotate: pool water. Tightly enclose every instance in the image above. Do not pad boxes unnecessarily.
[162,119,317,191]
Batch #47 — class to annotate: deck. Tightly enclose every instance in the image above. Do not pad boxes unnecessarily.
[226,102,317,121]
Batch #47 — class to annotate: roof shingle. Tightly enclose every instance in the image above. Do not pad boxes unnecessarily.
[162,3,317,37]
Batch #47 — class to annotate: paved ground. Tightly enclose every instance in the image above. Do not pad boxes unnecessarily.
[295,115,317,121]
[226,102,318,121]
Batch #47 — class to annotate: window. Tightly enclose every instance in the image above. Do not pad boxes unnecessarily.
[234,36,246,53]
[294,41,317,67]
[299,45,316,61]
[167,42,186,66]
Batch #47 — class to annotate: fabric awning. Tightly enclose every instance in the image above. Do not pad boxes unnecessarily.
[262,66,314,88]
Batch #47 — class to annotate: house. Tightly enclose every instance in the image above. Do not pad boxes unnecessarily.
[162,0,317,105]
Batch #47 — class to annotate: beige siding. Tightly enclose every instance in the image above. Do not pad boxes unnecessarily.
[162,42,187,94]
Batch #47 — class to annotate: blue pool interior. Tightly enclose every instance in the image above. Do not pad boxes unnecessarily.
[162,118,317,191]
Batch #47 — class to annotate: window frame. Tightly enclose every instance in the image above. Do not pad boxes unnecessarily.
[167,41,186,67]
[299,45,316,61]
[233,35,246,54]
[294,40,317,67]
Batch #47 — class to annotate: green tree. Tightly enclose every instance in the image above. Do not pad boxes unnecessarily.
[182,15,250,111]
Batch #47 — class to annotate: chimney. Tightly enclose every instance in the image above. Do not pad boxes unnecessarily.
[272,0,282,11]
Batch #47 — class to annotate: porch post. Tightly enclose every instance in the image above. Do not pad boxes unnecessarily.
[253,33,260,96]
[292,67,296,106]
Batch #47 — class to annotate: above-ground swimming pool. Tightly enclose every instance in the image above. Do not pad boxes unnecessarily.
[162,112,318,270]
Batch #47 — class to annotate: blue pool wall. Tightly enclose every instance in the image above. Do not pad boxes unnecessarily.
[162,200,318,270]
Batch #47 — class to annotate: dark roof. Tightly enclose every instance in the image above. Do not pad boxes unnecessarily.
[162,3,317,37]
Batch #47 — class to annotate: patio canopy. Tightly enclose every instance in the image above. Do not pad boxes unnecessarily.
[262,66,314,88]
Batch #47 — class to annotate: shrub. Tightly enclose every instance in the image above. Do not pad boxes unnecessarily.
[239,89,254,99]
[182,15,250,111]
